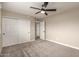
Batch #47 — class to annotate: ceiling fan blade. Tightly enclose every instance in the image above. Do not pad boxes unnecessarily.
[45,12,48,15]
[35,11,41,14]
[30,7,41,10]
[45,9,56,11]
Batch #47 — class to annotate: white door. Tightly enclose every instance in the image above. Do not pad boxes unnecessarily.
[40,21,46,40]
[2,17,30,47]
[2,18,18,47]
[30,21,35,41]
[17,19,30,43]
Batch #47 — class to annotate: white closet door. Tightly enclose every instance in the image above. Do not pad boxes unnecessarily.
[2,18,18,47]
[17,19,30,43]
[2,18,30,47]
[40,21,45,40]
[30,21,35,40]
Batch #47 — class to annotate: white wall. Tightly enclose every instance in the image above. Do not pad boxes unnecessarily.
[2,10,35,47]
[0,3,2,54]
[45,7,79,49]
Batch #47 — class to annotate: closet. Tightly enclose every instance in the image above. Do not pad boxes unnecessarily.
[2,17,31,47]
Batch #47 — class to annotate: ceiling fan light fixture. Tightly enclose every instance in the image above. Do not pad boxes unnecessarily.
[41,11,45,14]
[30,2,56,16]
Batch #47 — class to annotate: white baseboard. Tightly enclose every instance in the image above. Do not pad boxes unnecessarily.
[47,39,79,50]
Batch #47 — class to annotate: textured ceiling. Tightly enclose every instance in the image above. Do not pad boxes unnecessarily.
[3,2,79,18]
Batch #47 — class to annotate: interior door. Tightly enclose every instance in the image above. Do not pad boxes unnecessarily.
[17,19,30,43]
[40,20,46,40]
[30,20,35,41]
[2,18,18,47]
[2,17,30,47]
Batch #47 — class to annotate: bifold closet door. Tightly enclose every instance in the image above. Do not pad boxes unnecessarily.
[30,21,35,40]
[17,19,30,44]
[2,18,18,47]
[2,18,30,47]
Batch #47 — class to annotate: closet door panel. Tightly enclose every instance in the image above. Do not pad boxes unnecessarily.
[2,18,18,47]
[17,19,30,43]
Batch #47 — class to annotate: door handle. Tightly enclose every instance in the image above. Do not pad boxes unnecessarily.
[43,31,45,32]
[3,33,5,35]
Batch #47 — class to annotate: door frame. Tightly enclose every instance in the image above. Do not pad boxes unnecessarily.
[35,19,40,40]
[35,19,46,40]
[40,20,46,40]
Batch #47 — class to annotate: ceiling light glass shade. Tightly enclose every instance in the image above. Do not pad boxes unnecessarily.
[41,11,45,14]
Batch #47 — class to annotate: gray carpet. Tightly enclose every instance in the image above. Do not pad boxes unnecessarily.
[1,40,79,57]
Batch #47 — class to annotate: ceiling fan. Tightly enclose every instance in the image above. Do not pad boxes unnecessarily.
[30,2,56,16]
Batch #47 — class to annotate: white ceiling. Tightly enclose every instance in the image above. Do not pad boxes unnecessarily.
[3,2,79,18]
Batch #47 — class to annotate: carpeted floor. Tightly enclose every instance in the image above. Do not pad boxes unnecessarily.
[1,40,79,57]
